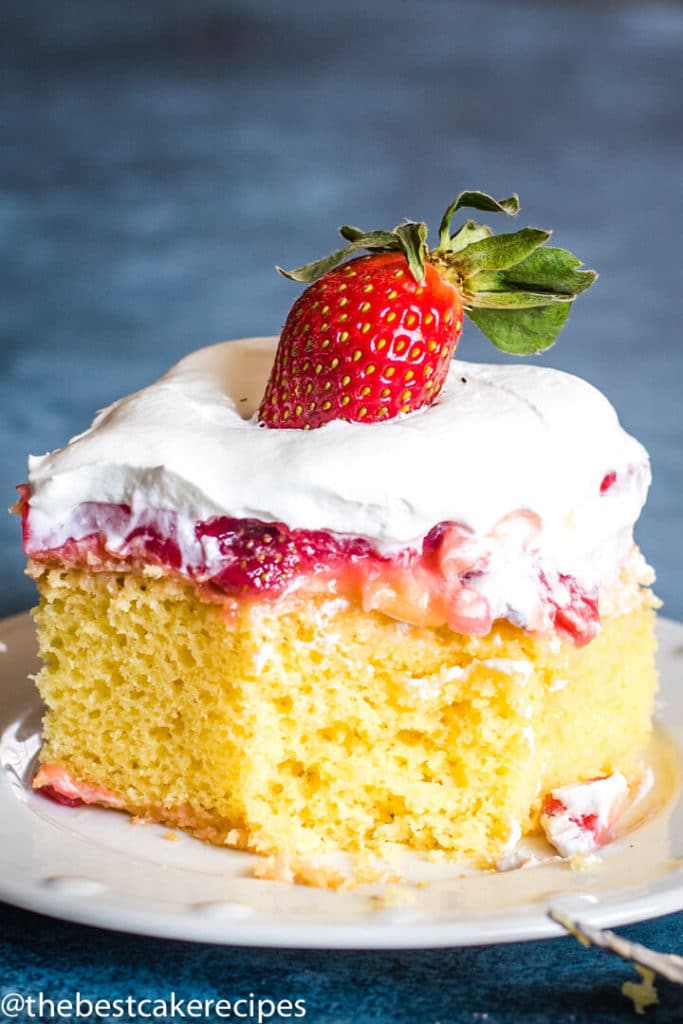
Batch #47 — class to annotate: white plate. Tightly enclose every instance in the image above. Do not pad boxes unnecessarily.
[1,611,682,949]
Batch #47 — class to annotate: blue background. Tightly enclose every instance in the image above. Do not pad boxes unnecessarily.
[1,1,682,1019]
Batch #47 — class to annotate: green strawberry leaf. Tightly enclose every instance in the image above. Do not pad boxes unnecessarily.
[455,228,551,277]
[448,220,493,254]
[277,229,401,282]
[338,226,401,248]
[438,191,519,249]
[277,245,356,282]
[278,222,431,284]
[467,289,570,309]
[495,245,597,295]
[338,225,365,242]
[466,302,571,354]
[394,221,428,283]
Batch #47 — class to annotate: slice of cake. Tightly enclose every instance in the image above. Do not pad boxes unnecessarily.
[18,190,658,872]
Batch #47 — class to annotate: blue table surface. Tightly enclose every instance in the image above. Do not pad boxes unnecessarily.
[1,1,682,1019]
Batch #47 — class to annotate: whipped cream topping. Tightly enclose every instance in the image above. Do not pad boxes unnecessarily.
[540,773,629,857]
[26,337,650,601]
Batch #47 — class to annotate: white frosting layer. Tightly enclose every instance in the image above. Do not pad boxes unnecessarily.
[541,773,628,857]
[26,337,650,593]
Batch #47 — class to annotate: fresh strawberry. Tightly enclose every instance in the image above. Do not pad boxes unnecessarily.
[260,253,462,427]
[259,190,596,429]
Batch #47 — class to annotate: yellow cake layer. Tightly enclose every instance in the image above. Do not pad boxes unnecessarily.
[32,565,658,865]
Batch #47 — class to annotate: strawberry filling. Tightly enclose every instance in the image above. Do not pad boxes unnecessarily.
[600,470,617,494]
[37,784,83,808]
[18,487,599,644]
[33,763,124,809]
[540,572,600,645]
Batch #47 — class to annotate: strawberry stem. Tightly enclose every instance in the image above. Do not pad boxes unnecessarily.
[276,189,597,355]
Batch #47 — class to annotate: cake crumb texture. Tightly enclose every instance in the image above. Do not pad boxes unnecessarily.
[32,565,658,865]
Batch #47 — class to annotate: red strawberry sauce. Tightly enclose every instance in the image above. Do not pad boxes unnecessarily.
[36,784,83,808]
[600,471,617,494]
[17,485,599,645]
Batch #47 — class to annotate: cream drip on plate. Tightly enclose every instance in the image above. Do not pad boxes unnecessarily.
[25,336,650,597]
